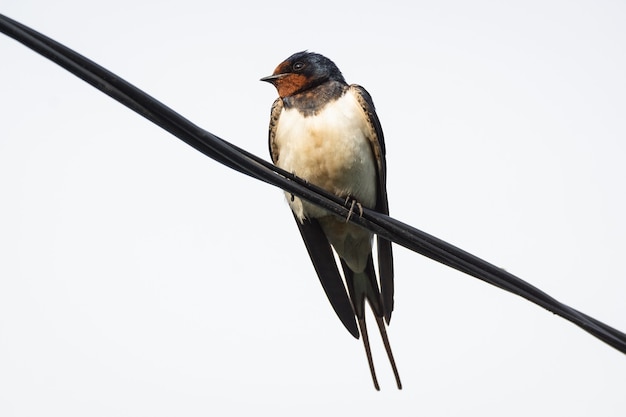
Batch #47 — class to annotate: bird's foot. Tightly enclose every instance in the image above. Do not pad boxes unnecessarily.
[344,196,363,223]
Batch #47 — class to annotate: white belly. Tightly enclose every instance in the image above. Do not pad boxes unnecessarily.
[274,92,377,221]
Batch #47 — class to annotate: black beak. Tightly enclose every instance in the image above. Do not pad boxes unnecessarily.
[260,73,286,84]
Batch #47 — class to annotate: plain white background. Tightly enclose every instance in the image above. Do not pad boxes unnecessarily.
[1,1,625,415]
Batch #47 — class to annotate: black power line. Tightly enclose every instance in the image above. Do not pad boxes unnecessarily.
[2,13,625,355]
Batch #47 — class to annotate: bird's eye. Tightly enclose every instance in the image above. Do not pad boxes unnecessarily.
[293,61,305,71]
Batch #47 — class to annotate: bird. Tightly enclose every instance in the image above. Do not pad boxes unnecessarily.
[261,51,401,390]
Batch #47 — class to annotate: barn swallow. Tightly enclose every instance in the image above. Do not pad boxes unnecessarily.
[261,51,401,390]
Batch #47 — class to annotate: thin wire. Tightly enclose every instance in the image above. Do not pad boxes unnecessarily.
[1,13,625,354]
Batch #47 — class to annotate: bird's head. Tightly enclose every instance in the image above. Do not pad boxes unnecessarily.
[260,51,346,98]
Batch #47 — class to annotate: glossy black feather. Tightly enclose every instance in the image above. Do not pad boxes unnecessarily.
[292,214,360,338]
[351,85,395,323]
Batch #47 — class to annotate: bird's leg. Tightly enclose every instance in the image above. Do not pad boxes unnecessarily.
[344,196,364,223]
[375,316,402,389]
[357,317,380,390]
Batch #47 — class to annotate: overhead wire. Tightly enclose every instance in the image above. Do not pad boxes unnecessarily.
[2,13,625,354]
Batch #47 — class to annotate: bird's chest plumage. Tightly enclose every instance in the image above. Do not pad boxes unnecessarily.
[273,92,377,220]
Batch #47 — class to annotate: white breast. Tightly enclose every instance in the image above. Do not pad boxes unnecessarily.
[273,91,377,221]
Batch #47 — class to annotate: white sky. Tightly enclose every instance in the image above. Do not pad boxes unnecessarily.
[1,1,626,415]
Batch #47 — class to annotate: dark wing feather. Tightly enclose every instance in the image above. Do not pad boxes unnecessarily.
[350,85,395,323]
[293,215,360,338]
